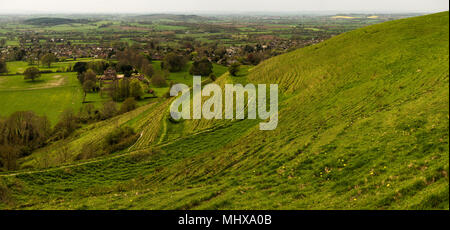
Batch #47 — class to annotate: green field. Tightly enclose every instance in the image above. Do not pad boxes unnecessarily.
[0,72,83,124]
[0,12,448,210]
[3,58,102,75]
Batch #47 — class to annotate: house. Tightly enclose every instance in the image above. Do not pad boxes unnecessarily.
[100,68,117,81]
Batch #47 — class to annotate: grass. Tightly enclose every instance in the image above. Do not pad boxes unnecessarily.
[0,73,66,90]
[0,72,83,124]
[148,61,229,97]
[3,58,102,75]
[0,12,448,210]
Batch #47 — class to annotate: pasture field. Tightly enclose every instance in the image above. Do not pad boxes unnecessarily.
[0,73,69,90]
[3,58,102,75]
[0,72,83,124]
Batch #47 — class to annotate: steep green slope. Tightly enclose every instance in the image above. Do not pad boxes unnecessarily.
[0,12,448,210]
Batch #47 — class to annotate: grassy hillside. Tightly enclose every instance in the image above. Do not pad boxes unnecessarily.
[0,12,448,210]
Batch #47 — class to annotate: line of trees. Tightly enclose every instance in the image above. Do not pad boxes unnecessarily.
[189,58,213,76]
[117,48,154,77]
[0,111,51,171]
[107,78,147,102]
[162,52,188,72]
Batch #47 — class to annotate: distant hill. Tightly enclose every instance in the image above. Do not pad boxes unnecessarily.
[24,17,89,26]
[1,12,448,210]
[133,14,208,21]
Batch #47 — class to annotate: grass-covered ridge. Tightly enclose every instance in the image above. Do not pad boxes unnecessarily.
[0,12,448,210]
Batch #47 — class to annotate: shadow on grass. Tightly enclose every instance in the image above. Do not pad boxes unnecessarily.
[24,79,47,84]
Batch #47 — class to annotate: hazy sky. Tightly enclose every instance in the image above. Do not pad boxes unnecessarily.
[0,0,448,14]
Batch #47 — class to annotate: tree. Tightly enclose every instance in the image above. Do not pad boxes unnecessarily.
[0,145,19,171]
[23,67,41,81]
[130,79,144,99]
[77,64,99,85]
[78,103,98,123]
[209,73,217,82]
[87,61,108,75]
[13,48,26,61]
[73,62,87,75]
[0,59,7,74]
[107,77,146,102]
[83,69,97,83]
[228,62,241,76]
[53,109,79,139]
[100,101,117,120]
[162,52,187,72]
[0,111,51,152]
[0,38,6,47]
[244,45,255,53]
[82,80,96,103]
[151,72,168,87]
[142,63,154,77]
[105,126,135,146]
[117,62,133,77]
[119,78,131,100]
[41,53,57,68]
[119,97,137,114]
[189,58,213,76]
[56,145,71,164]
[104,126,137,154]
[247,53,263,65]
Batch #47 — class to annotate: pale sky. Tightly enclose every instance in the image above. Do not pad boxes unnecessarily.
[0,0,448,14]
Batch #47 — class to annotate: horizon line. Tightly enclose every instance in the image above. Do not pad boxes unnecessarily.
[0,10,445,15]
